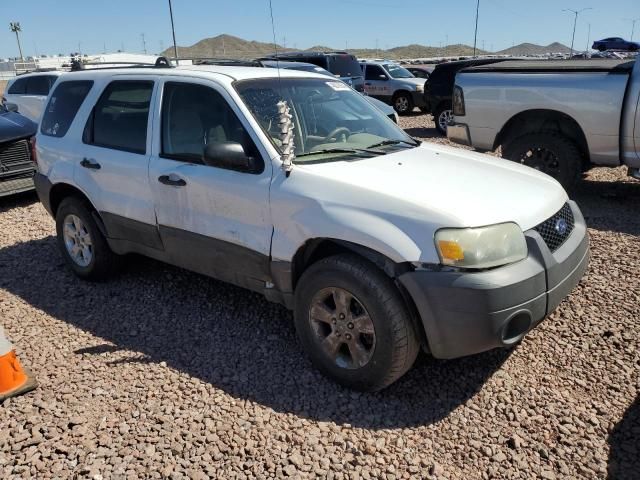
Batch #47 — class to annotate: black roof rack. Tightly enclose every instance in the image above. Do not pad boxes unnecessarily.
[259,51,352,59]
[70,56,173,71]
[170,57,264,67]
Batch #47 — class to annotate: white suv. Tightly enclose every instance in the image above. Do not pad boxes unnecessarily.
[34,64,589,391]
[3,71,64,123]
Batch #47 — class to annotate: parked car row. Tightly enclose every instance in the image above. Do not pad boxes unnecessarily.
[30,62,589,391]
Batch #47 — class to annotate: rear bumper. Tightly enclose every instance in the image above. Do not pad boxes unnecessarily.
[398,201,589,359]
[34,172,53,216]
[0,176,34,197]
[447,122,472,146]
[411,91,427,108]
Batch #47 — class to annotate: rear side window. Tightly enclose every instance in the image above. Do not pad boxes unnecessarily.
[84,81,154,154]
[7,77,28,94]
[41,80,93,138]
[26,75,56,95]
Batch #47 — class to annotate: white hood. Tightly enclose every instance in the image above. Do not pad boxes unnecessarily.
[298,142,568,232]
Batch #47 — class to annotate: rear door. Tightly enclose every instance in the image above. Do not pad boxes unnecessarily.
[147,78,273,289]
[75,77,161,249]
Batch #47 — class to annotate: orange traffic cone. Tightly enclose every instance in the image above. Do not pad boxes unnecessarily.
[0,326,37,402]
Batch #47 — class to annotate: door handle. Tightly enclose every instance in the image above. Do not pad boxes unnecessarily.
[80,158,101,170]
[365,82,372,86]
[158,174,186,187]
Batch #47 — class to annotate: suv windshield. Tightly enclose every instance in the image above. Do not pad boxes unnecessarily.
[383,64,414,79]
[235,78,416,163]
[328,55,363,78]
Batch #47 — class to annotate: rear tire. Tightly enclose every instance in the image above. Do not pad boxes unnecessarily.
[434,103,452,135]
[294,254,419,391]
[55,196,120,281]
[502,132,582,191]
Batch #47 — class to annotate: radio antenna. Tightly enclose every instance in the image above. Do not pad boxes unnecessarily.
[268,0,294,175]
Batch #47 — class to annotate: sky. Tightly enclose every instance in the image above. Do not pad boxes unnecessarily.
[1,0,639,58]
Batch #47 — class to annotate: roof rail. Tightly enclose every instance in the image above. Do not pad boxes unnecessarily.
[168,57,263,67]
[70,56,173,71]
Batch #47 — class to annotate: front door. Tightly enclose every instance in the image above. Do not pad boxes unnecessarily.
[148,78,273,290]
[364,64,391,100]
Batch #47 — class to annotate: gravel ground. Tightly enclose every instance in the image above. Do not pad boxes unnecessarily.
[0,113,638,479]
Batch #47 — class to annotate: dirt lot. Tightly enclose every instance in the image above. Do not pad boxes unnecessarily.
[0,114,638,479]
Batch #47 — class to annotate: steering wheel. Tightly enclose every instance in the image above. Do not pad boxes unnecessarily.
[323,127,351,143]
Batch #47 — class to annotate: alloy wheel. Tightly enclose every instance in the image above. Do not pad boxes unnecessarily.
[308,287,376,369]
[62,214,93,267]
[438,109,453,132]
[519,147,561,176]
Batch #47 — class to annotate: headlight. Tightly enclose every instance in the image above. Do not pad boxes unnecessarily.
[435,223,527,269]
[415,84,424,92]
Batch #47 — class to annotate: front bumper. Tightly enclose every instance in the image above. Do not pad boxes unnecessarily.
[398,201,589,359]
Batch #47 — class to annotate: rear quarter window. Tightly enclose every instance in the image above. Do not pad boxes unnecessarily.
[41,80,93,138]
[7,77,28,95]
[26,75,56,95]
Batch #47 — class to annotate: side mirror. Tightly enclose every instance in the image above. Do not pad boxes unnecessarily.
[203,142,255,172]
[5,103,18,113]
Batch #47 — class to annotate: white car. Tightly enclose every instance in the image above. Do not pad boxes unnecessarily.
[33,65,589,391]
[3,71,64,123]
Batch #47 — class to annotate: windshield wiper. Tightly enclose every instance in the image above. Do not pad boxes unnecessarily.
[366,139,420,149]
[297,147,386,158]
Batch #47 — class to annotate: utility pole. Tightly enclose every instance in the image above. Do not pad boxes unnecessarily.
[586,23,591,53]
[141,33,147,54]
[563,8,592,58]
[167,0,179,63]
[9,22,24,62]
[473,0,480,57]
[625,18,640,42]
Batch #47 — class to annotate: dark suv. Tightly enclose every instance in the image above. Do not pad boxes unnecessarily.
[0,104,37,197]
[425,59,511,134]
[258,52,365,92]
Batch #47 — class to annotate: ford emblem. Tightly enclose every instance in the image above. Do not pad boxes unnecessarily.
[555,218,568,236]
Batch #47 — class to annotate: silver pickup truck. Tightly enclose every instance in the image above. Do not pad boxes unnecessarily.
[447,56,640,189]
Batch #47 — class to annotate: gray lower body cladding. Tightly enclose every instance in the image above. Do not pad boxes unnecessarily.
[399,201,589,359]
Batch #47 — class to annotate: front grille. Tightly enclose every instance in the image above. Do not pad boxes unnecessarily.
[534,203,575,252]
[0,139,33,179]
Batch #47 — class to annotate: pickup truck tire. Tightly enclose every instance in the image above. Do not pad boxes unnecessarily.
[294,254,419,391]
[55,197,120,281]
[434,103,453,135]
[393,92,414,115]
[502,132,582,191]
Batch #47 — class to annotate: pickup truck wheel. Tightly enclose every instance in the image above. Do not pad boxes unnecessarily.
[435,104,452,135]
[502,133,582,191]
[55,197,120,281]
[393,93,414,115]
[294,254,419,391]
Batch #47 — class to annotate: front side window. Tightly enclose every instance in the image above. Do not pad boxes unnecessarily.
[41,80,93,138]
[365,65,386,81]
[84,80,153,154]
[235,78,417,164]
[161,82,262,171]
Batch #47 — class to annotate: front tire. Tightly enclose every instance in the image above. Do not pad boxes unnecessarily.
[294,254,419,391]
[393,93,414,115]
[502,132,582,191]
[55,197,120,280]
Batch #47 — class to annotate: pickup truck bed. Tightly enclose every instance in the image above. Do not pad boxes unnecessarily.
[449,56,640,189]
[463,59,635,74]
